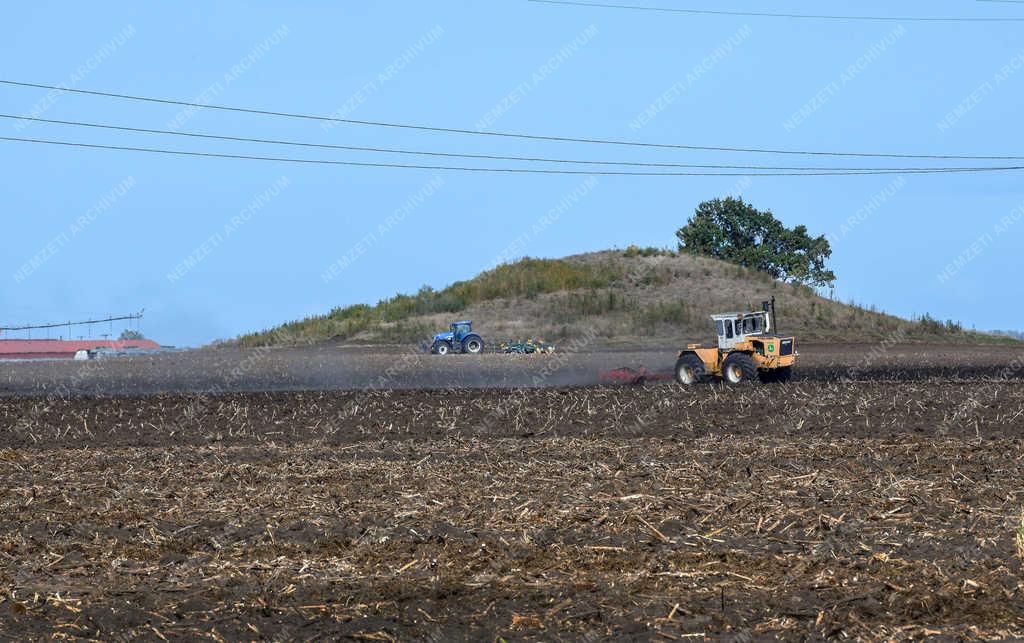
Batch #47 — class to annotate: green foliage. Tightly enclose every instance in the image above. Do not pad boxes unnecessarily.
[552,289,638,323]
[635,266,673,288]
[917,313,963,335]
[676,197,836,287]
[235,258,621,347]
[374,320,434,344]
[118,329,144,340]
[446,257,621,302]
[990,329,1024,341]
[623,244,675,258]
[633,301,691,335]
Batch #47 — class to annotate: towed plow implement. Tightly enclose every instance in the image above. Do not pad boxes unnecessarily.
[599,366,674,385]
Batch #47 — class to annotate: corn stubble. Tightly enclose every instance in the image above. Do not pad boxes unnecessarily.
[1,352,1024,639]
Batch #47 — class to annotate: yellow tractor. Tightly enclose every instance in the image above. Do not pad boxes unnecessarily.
[675,298,796,385]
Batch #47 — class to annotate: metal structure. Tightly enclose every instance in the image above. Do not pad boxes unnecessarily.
[0,310,144,340]
[599,366,673,385]
[500,339,555,354]
[675,298,797,385]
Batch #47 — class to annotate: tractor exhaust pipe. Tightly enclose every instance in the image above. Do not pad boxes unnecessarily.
[761,297,777,334]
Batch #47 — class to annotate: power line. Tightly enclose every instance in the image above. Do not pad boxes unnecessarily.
[528,0,1024,22]
[3,79,1022,161]
[3,134,1024,176]
[4,113,1010,172]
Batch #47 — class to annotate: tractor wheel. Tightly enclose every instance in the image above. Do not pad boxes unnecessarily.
[722,352,757,385]
[432,340,451,355]
[462,336,484,354]
[675,353,706,386]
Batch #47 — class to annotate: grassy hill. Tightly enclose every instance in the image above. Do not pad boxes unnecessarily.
[232,249,1013,348]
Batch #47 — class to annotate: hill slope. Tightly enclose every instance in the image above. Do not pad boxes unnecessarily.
[233,250,1011,347]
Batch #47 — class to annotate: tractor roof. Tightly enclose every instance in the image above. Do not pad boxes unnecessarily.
[710,311,766,320]
[453,320,472,324]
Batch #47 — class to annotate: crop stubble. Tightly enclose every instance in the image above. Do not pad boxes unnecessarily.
[1,346,1024,639]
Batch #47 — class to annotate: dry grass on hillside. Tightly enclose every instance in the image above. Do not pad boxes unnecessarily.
[357,251,999,347]
[233,251,1010,348]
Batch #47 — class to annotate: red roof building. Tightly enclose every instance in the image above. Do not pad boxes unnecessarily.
[0,339,161,359]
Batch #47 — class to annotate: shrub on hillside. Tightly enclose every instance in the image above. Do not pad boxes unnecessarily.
[623,245,675,258]
[552,289,638,323]
[633,301,691,335]
[917,313,963,334]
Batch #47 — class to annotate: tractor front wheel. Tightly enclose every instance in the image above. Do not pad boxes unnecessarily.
[722,352,757,385]
[432,341,452,355]
[675,354,707,386]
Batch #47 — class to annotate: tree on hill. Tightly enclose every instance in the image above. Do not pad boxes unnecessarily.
[676,197,836,287]
[119,329,145,340]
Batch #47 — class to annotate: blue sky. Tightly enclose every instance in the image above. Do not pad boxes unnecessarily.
[2,1,1022,346]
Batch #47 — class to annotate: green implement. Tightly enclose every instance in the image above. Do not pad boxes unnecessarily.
[500,339,556,354]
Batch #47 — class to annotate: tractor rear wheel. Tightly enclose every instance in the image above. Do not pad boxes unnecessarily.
[722,352,757,385]
[432,340,451,355]
[675,353,707,385]
[462,336,483,354]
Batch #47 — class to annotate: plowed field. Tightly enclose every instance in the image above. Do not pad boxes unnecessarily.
[2,344,1023,640]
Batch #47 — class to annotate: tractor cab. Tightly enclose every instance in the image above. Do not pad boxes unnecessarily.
[450,321,472,342]
[712,310,769,351]
[432,321,472,343]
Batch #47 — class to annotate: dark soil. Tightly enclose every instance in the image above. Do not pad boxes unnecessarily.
[1,342,1020,396]
[1,344,1023,640]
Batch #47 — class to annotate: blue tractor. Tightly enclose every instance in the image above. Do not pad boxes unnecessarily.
[430,320,485,355]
